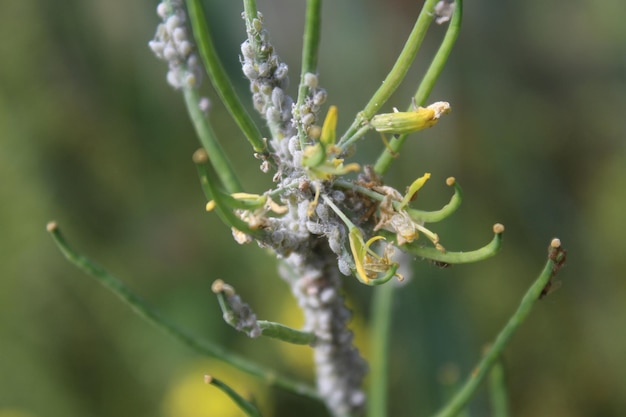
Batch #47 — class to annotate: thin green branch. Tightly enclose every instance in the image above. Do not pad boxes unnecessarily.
[374,0,463,175]
[414,0,463,108]
[488,360,510,417]
[300,0,322,76]
[242,0,259,39]
[430,239,567,417]
[367,283,395,417]
[334,176,463,224]
[438,364,471,417]
[258,321,317,345]
[338,0,440,148]
[321,193,355,227]
[296,0,323,148]
[205,374,263,417]
[212,279,316,345]
[398,224,504,265]
[46,222,319,401]
[193,149,262,238]
[186,0,267,154]
[406,177,463,223]
[183,87,242,193]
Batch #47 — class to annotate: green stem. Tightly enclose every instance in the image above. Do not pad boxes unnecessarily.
[438,364,471,417]
[406,178,463,223]
[186,0,267,154]
[300,0,322,76]
[334,177,463,224]
[367,283,395,417]
[321,194,356,228]
[430,240,566,417]
[338,0,439,148]
[183,87,242,193]
[296,0,323,148]
[413,0,463,106]
[488,360,510,417]
[205,375,263,417]
[398,224,504,265]
[374,0,463,175]
[258,321,317,345]
[47,222,319,401]
[242,0,259,38]
[193,149,261,238]
[212,280,317,345]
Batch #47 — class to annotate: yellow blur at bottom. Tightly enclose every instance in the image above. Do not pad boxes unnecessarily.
[0,409,36,417]
[161,359,271,417]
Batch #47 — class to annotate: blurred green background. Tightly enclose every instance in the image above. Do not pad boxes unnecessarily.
[1,0,625,416]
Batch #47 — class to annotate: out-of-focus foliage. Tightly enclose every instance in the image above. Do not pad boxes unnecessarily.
[161,359,271,417]
[1,0,624,416]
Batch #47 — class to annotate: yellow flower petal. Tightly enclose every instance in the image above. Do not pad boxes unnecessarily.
[320,105,338,146]
[348,228,370,284]
[364,235,386,259]
[400,172,431,208]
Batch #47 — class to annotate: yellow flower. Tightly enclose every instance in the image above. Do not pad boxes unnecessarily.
[348,228,402,285]
[399,172,431,208]
[303,152,360,180]
[302,105,360,180]
[320,105,338,146]
[370,101,451,134]
[371,173,445,250]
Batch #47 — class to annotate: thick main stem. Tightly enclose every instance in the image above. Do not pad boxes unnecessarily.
[280,242,367,417]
